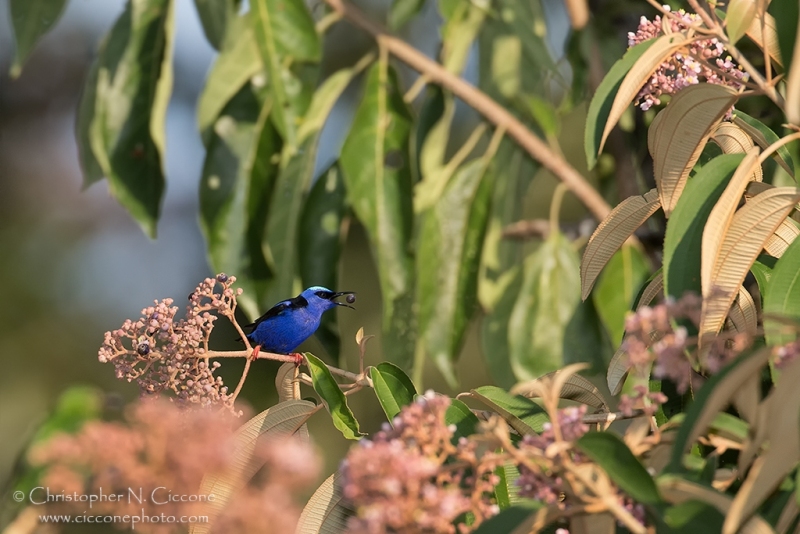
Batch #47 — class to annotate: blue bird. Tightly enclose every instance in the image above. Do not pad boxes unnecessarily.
[244,286,356,358]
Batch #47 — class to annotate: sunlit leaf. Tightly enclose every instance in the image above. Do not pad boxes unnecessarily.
[581,189,660,300]
[251,0,320,146]
[197,15,261,141]
[700,187,800,344]
[389,0,425,29]
[80,0,176,238]
[746,12,783,66]
[340,62,416,370]
[584,38,659,168]
[651,84,739,216]
[726,0,757,44]
[9,0,68,78]
[296,472,353,534]
[192,400,315,533]
[511,371,609,411]
[439,0,487,73]
[305,353,363,440]
[445,398,481,440]
[663,154,743,299]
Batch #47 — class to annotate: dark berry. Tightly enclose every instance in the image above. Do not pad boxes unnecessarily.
[216,273,228,283]
[346,293,356,304]
[137,342,151,356]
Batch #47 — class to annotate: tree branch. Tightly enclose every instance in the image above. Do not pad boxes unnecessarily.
[321,0,612,222]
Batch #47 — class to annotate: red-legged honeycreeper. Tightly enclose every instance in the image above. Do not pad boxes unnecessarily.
[244,286,356,355]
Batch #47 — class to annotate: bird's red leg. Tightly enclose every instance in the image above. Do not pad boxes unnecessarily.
[252,345,261,359]
[291,352,304,366]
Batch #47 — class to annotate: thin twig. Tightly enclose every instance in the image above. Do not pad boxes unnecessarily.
[320,0,612,222]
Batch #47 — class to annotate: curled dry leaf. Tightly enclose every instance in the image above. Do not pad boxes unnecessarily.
[727,287,758,336]
[763,219,800,258]
[700,187,800,344]
[581,189,660,300]
[276,362,302,402]
[651,84,739,217]
[710,123,763,182]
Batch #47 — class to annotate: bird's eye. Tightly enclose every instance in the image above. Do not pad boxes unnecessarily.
[315,290,334,299]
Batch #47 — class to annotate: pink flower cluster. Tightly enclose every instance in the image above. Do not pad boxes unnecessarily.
[628,6,749,110]
[341,392,504,534]
[29,400,321,533]
[623,294,702,393]
[515,406,589,504]
[98,274,243,409]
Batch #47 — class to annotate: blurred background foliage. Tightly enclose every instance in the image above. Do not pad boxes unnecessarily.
[1,0,790,525]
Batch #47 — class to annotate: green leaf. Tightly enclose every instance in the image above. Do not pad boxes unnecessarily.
[299,164,348,361]
[663,154,744,298]
[563,297,614,373]
[751,255,778,297]
[80,0,176,238]
[197,14,262,142]
[509,231,581,380]
[388,0,425,29]
[415,157,494,386]
[585,39,657,169]
[370,362,417,421]
[76,60,104,184]
[199,86,279,317]
[666,347,771,473]
[305,353,363,439]
[340,62,416,371]
[438,0,487,73]
[193,0,240,50]
[9,0,68,78]
[445,398,480,440]
[469,385,548,435]
[593,245,650,343]
[494,463,517,510]
[263,62,363,308]
[471,504,540,534]
[763,236,800,346]
[477,0,561,101]
[769,0,798,73]
[251,0,320,147]
[576,432,661,505]
[479,141,536,388]
[733,110,796,177]
[663,500,725,531]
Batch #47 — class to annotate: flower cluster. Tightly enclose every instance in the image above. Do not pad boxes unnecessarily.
[618,385,668,417]
[98,274,242,409]
[341,392,504,534]
[628,6,749,110]
[623,294,702,393]
[29,400,321,533]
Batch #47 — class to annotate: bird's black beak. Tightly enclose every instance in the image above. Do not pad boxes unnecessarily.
[332,291,356,309]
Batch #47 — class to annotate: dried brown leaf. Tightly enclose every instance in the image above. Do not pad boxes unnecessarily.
[581,189,660,299]
[700,187,800,343]
[652,84,739,216]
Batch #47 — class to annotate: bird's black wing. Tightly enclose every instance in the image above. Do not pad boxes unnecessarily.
[244,295,310,330]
